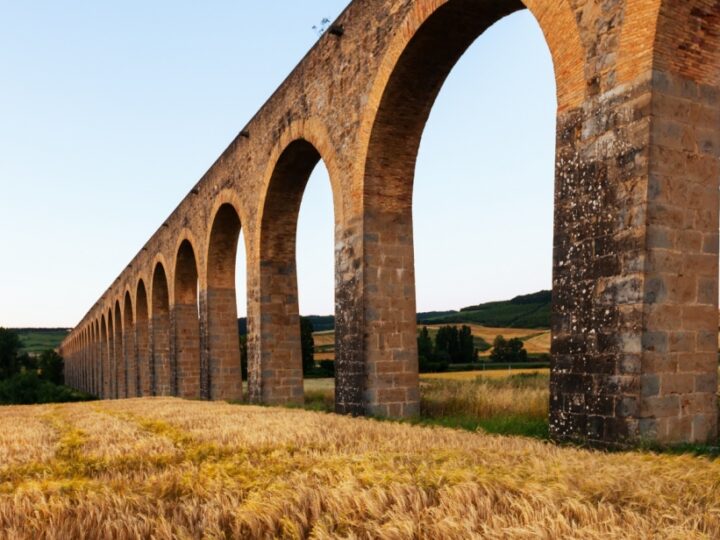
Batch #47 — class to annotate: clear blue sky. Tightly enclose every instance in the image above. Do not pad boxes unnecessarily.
[0,2,556,327]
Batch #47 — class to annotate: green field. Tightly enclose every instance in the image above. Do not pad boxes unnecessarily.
[418,290,551,329]
[12,329,69,355]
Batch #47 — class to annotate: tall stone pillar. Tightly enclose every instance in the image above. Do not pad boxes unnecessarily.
[152,314,172,396]
[202,287,243,401]
[253,257,304,406]
[550,65,719,445]
[124,323,137,397]
[137,319,151,396]
[171,303,202,399]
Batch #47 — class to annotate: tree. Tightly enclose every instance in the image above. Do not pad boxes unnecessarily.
[300,317,315,375]
[490,335,528,363]
[38,350,64,385]
[239,335,248,381]
[0,328,22,379]
[458,325,475,363]
[434,326,448,356]
[417,326,433,363]
[435,325,468,363]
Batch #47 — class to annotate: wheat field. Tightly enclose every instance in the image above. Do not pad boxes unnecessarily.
[1,397,719,539]
[313,326,552,361]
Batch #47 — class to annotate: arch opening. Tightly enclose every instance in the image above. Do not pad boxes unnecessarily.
[257,139,332,406]
[152,263,172,396]
[100,314,108,398]
[123,291,137,397]
[106,309,115,398]
[296,159,334,397]
[174,240,201,399]
[136,280,151,397]
[362,1,559,418]
[91,325,96,394]
[114,301,124,399]
[206,204,244,401]
[89,326,93,394]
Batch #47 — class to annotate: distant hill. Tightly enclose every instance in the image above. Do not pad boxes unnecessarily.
[9,291,549,355]
[421,290,551,329]
[237,291,551,333]
[10,328,70,355]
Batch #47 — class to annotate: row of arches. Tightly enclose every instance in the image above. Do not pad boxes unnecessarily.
[60,0,583,414]
[64,213,244,400]
[63,136,336,404]
[59,0,720,446]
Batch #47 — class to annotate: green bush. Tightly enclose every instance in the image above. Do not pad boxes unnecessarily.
[301,317,315,375]
[490,335,528,363]
[0,371,93,405]
[0,328,23,379]
[318,360,334,377]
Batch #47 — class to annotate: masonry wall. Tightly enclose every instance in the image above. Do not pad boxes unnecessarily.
[60,0,720,446]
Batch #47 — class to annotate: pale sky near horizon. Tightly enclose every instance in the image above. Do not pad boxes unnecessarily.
[0,2,556,328]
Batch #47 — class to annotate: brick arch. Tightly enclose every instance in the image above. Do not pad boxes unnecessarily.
[113,299,125,398]
[168,231,200,302]
[149,254,170,315]
[135,278,151,396]
[204,196,246,401]
[85,327,90,392]
[82,327,88,392]
[360,0,583,210]
[122,289,138,397]
[355,0,585,182]
[252,135,338,406]
[172,235,201,305]
[614,0,720,93]
[105,307,114,398]
[93,318,101,397]
[172,236,202,398]
[100,313,108,398]
[78,329,83,392]
[151,260,172,396]
[205,193,248,289]
[123,289,134,325]
[355,0,584,418]
[256,118,345,227]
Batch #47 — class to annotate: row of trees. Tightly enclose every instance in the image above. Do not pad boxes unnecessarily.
[417,325,479,372]
[0,328,63,383]
[417,326,531,372]
[417,325,477,369]
[238,320,534,379]
[0,328,89,405]
[489,335,528,363]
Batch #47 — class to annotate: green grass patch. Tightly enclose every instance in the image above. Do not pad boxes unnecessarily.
[12,329,69,355]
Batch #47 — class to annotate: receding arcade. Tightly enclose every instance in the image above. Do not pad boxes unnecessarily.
[60,0,720,447]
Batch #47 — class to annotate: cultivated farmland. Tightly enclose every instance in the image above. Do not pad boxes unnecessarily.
[313,326,552,362]
[0,398,719,539]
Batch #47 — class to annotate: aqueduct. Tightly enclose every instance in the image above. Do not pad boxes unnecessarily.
[60,0,720,446]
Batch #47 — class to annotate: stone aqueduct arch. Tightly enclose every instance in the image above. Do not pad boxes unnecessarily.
[60,0,720,446]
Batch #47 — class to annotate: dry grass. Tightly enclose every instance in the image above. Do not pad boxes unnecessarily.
[312,331,335,347]
[521,331,551,354]
[418,374,550,438]
[1,396,719,539]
